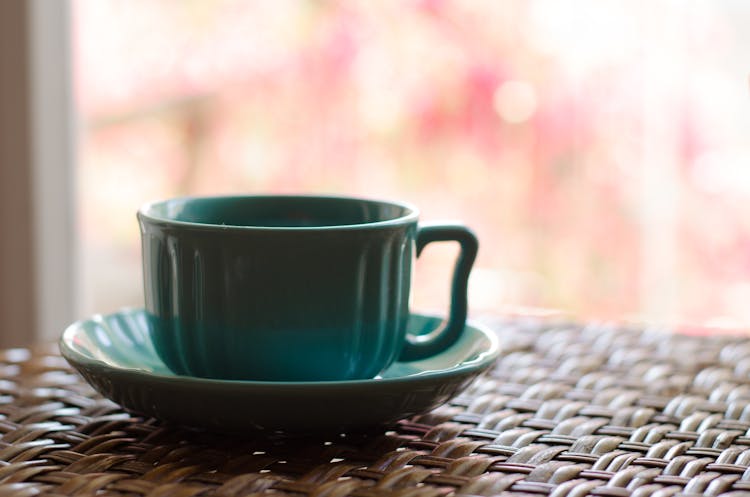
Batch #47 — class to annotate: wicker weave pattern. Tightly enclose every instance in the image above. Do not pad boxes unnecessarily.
[4,319,750,495]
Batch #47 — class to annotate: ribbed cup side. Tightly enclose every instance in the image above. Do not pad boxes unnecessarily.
[142,225,415,381]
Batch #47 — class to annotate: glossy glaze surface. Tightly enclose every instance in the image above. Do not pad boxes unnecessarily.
[138,195,477,381]
[60,308,500,434]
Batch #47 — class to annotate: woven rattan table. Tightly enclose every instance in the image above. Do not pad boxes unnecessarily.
[5,316,750,496]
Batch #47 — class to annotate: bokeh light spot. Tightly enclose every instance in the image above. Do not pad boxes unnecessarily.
[493,80,537,124]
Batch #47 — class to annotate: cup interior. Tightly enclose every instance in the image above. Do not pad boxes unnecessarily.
[141,196,415,229]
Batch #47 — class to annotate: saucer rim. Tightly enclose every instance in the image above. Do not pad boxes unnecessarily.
[60,308,500,388]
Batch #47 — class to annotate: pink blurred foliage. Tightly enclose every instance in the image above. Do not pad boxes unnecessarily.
[74,0,750,326]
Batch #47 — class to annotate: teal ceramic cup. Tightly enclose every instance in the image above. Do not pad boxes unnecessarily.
[138,195,478,381]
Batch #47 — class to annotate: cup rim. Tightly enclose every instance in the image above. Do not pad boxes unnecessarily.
[137,194,420,231]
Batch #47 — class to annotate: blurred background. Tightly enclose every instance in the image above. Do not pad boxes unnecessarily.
[73,0,750,327]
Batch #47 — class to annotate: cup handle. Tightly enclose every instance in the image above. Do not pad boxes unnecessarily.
[399,223,478,361]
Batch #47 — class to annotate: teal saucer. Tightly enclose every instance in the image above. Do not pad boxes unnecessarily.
[59,309,499,434]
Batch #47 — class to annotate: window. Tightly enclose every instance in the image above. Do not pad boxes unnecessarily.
[75,1,750,328]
